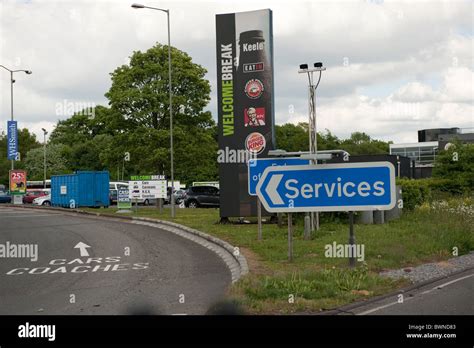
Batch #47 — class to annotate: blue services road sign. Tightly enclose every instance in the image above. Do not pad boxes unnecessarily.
[248,157,310,196]
[256,162,396,213]
[7,120,18,160]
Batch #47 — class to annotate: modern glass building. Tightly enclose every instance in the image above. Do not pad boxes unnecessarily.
[389,141,438,166]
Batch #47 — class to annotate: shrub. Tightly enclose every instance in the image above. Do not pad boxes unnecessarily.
[397,178,432,210]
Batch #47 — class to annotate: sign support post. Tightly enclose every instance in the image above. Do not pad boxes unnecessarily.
[257,197,262,240]
[288,213,293,262]
[304,213,311,240]
[348,211,356,268]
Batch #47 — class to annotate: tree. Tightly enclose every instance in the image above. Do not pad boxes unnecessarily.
[340,132,390,155]
[25,144,70,180]
[433,141,474,190]
[48,44,218,184]
[105,44,212,130]
[275,123,309,152]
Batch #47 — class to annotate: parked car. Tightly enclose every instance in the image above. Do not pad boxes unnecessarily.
[184,186,220,208]
[174,189,186,204]
[32,194,51,206]
[165,187,185,204]
[0,191,11,204]
[23,190,49,204]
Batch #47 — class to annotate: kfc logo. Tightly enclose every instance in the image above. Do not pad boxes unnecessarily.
[244,107,265,127]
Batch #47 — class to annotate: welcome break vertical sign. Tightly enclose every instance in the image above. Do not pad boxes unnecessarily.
[216,9,275,218]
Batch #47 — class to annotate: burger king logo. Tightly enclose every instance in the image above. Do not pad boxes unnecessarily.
[244,79,264,99]
[245,132,266,154]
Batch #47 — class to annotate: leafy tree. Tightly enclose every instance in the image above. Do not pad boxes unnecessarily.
[24,144,70,180]
[340,132,390,155]
[275,123,309,152]
[105,43,212,130]
[48,44,217,184]
[433,140,474,191]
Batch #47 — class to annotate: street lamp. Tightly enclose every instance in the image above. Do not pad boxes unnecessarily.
[0,65,32,170]
[298,62,326,231]
[131,3,175,218]
[41,128,48,188]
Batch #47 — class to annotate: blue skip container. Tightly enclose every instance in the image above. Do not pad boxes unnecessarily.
[51,171,110,208]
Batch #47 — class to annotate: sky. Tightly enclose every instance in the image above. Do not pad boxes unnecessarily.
[0,0,473,144]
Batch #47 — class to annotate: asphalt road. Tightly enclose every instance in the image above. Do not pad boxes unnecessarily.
[0,206,231,315]
[346,268,474,315]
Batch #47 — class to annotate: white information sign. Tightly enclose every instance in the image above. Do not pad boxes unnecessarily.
[128,180,167,199]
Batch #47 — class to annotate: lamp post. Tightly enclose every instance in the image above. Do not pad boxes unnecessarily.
[298,62,325,232]
[41,128,48,188]
[0,65,32,170]
[131,3,175,218]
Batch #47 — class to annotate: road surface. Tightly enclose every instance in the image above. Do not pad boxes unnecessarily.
[0,206,231,315]
[345,268,474,315]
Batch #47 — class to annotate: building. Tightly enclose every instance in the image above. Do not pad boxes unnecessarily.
[390,127,474,178]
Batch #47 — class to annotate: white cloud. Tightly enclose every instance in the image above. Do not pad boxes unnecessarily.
[0,0,473,144]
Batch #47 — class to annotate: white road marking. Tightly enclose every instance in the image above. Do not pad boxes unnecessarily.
[0,214,54,218]
[358,297,414,315]
[359,272,474,315]
[434,273,474,289]
[74,242,91,257]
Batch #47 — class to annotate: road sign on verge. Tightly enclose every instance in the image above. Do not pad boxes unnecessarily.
[248,157,310,196]
[256,162,396,213]
[117,188,132,209]
[128,180,167,199]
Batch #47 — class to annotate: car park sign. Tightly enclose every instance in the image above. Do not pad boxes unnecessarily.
[128,180,167,200]
[256,162,396,212]
[117,188,131,209]
[248,157,310,196]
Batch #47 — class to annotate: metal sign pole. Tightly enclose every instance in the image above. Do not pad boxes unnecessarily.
[257,197,262,240]
[348,211,355,268]
[288,213,293,262]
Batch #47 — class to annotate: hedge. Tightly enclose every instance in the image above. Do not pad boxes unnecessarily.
[397,178,471,210]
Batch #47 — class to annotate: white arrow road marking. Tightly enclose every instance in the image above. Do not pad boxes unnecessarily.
[74,242,91,257]
[265,174,284,205]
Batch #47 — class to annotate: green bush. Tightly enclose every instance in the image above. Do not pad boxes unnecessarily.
[397,178,432,210]
[397,177,472,210]
[425,178,466,195]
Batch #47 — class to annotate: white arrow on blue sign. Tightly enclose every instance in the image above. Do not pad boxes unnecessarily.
[248,157,310,196]
[256,162,396,212]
